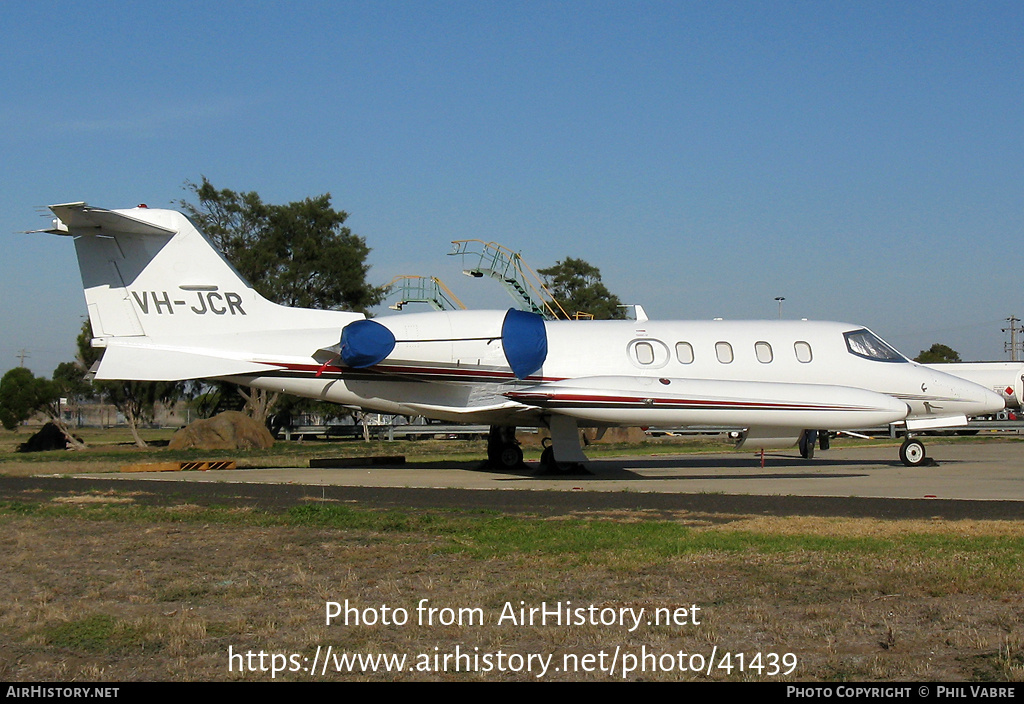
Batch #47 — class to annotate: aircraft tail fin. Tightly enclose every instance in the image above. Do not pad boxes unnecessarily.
[43,202,360,380]
[49,203,259,339]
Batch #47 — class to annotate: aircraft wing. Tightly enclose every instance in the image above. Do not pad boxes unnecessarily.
[400,401,530,423]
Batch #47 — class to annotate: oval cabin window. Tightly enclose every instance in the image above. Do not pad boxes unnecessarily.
[634,341,655,365]
[676,342,694,364]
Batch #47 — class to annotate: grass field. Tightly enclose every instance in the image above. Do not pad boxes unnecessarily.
[1,427,1022,681]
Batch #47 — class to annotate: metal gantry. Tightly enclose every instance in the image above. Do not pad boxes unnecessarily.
[384,275,467,312]
[449,239,569,320]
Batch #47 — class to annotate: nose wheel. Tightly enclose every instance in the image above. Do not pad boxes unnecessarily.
[899,438,926,467]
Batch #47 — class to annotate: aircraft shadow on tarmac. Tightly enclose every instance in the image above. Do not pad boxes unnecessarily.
[462,452,962,482]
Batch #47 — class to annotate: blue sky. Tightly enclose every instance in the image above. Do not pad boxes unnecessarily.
[2,1,1022,375]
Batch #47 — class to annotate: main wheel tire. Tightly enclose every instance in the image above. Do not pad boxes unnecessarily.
[799,430,817,460]
[899,439,926,467]
[499,445,523,469]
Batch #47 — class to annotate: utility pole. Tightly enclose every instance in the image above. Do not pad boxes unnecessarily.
[1003,316,1024,361]
[15,349,29,367]
[774,297,785,320]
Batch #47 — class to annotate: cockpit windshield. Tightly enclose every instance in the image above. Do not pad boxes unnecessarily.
[844,329,907,363]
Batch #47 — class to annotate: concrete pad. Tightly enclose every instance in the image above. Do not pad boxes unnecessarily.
[82,441,1024,502]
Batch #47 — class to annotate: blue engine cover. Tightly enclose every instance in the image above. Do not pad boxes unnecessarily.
[340,319,396,368]
[502,309,548,379]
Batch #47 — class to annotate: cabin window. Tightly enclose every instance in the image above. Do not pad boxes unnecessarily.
[634,341,655,365]
[715,341,734,364]
[794,341,813,363]
[675,342,694,364]
[844,328,906,362]
[755,341,773,363]
[628,339,670,368]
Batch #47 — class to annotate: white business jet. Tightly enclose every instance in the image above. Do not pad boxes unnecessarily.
[37,202,1005,469]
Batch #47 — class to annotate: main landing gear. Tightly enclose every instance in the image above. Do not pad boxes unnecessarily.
[798,430,831,460]
[537,415,590,475]
[485,425,523,470]
[798,430,817,460]
[537,441,588,475]
[484,419,591,474]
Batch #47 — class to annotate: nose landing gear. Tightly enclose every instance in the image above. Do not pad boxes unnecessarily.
[899,437,927,467]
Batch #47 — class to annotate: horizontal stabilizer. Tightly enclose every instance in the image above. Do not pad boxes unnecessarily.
[95,344,279,381]
[44,202,176,237]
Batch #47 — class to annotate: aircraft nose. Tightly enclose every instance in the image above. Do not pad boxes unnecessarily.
[979,386,1007,415]
[928,368,1006,416]
[953,379,1006,416]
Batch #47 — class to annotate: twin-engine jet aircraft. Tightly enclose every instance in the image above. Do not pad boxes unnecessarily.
[37,202,1004,468]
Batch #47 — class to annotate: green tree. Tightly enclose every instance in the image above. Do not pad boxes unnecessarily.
[0,367,86,449]
[914,343,962,364]
[76,321,181,448]
[101,380,181,448]
[180,177,384,311]
[179,178,385,421]
[536,257,626,320]
[52,361,92,401]
[0,368,50,430]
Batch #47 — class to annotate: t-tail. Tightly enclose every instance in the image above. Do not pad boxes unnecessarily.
[40,202,361,381]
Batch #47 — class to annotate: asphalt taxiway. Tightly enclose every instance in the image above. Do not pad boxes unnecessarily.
[79,441,1024,500]
[11,440,1017,521]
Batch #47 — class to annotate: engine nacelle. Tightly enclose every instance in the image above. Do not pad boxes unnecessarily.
[338,308,548,379]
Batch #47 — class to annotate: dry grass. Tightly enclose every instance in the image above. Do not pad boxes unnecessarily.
[1,491,1023,682]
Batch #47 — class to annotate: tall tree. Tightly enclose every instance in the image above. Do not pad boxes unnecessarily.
[180,177,384,312]
[180,178,385,421]
[914,344,961,364]
[537,257,626,320]
[76,322,181,448]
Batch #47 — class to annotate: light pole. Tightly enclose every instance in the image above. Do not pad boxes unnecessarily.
[774,297,785,320]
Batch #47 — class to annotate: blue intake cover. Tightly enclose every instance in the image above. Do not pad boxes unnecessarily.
[340,319,396,368]
[502,308,548,379]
